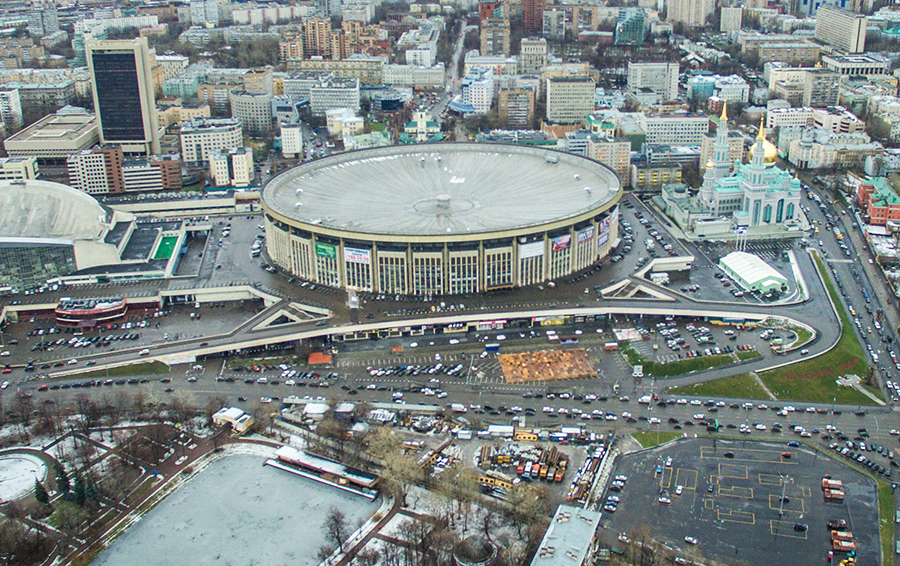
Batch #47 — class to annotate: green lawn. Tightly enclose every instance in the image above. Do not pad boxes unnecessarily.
[666,372,770,399]
[631,431,683,448]
[67,361,169,378]
[621,342,742,377]
[757,254,879,405]
[879,479,894,566]
[790,325,813,347]
[736,349,763,362]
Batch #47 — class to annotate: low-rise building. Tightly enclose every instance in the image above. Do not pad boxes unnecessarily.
[382,64,445,88]
[212,407,254,433]
[811,106,865,134]
[0,156,38,181]
[631,162,682,192]
[325,108,365,137]
[788,127,882,169]
[401,111,442,143]
[856,177,900,225]
[4,109,98,163]
[821,54,891,79]
[766,106,814,130]
[528,506,602,566]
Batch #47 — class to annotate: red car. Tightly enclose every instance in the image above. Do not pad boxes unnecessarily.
[782,452,792,458]
[1,368,11,374]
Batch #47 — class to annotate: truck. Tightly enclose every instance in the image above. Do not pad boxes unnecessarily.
[824,489,845,501]
[831,531,854,541]
[828,519,849,530]
[450,403,468,413]
[832,540,857,552]
[456,430,473,440]
[485,343,500,352]
[604,342,619,351]
[822,478,844,490]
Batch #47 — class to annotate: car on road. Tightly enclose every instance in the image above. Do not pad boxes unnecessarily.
[684,537,698,545]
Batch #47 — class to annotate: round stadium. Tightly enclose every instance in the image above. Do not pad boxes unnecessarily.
[261,143,622,295]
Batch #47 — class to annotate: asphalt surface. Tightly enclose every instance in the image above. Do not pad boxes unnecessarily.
[604,437,879,566]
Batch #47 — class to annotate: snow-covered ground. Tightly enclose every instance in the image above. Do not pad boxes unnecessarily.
[0,453,47,500]
[91,453,382,566]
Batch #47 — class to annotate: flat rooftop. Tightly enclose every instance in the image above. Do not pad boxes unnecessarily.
[262,143,621,236]
[4,112,96,144]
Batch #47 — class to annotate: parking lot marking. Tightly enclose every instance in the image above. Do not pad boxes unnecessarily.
[717,509,755,525]
[768,494,806,514]
[675,468,698,490]
[703,498,715,509]
[759,474,794,486]
[770,520,808,539]
[701,447,794,464]
[717,485,754,499]
[659,467,673,489]
[718,463,749,479]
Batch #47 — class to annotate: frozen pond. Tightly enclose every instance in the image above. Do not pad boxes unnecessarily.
[93,454,381,566]
[0,453,47,501]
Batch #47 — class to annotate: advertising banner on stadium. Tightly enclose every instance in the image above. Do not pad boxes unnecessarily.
[577,226,594,243]
[519,241,544,259]
[551,234,572,251]
[315,242,337,259]
[344,247,371,264]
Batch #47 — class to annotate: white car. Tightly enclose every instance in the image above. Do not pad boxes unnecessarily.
[0,381,8,389]
[676,399,688,405]
[543,406,555,413]
[409,342,418,348]
[449,339,460,345]
[67,358,78,365]
[675,485,684,495]
[605,414,618,421]
[692,413,705,420]
[755,423,767,430]
[684,537,698,545]
[285,379,295,386]
[437,391,448,399]
[649,417,661,424]
[658,497,672,505]
[260,397,272,403]
[690,399,702,406]
[366,383,377,390]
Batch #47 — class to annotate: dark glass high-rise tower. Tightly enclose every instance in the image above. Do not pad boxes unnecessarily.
[86,38,160,156]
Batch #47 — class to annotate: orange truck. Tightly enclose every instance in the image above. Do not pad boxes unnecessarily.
[831,531,854,542]
[832,540,857,552]
[822,478,844,490]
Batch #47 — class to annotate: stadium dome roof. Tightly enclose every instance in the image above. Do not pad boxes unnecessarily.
[0,180,110,242]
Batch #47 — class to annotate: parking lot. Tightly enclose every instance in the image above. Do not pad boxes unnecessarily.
[601,438,879,566]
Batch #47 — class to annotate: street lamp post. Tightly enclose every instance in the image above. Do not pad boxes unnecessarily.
[778,474,789,517]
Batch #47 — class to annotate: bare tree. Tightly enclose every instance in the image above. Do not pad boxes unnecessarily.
[322,506,350,552]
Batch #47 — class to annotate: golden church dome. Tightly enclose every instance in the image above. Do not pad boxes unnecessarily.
[762,139,778,164]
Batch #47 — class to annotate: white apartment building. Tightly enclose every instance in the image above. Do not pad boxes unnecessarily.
[642,114,710,145]
[382,64,446,88]
[67,150,110,195]
[342,3,375,23]
[821,54,890,79]
[280,122,303,158]
[310,77,360,116]
[462,67,495,115]
[229,89,273,135]
[811,106,865,133]
[0,157,38,181]
[210,147,254,187]
[815,6,866,53]
[627,62,679,102]
[667,0,714,27]
[155,55,190,81]
[180,118,243,165]
[546,75,596,124]
[122,160,164,193]
[766,107,814,130]
[720,6,742,31]
[519,38,548,75]
[0,87,23,131]
[714,75,750,103]
[190,0,219,26]
[868,95,900,117]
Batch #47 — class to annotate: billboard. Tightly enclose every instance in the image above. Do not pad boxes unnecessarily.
[577,226,594,243]
[610,205,619,225]
[551,234,571,252]
[315,242,337,259]
[519,241,544,259]
[344,247,371,264]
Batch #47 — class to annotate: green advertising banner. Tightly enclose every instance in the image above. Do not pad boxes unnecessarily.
[315,242,337,258]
